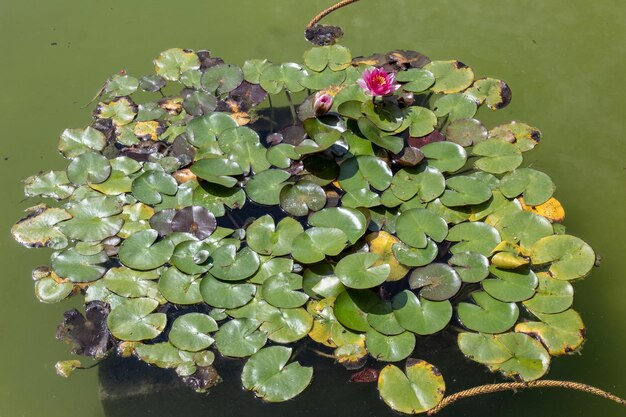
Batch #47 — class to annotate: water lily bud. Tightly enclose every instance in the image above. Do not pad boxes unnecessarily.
[313,92,333,116]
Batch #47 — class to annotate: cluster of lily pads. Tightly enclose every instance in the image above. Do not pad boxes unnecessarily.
[12,44,596,414]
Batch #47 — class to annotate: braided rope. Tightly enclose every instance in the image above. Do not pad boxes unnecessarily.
[427,380,626,415]
[306,0,361,29]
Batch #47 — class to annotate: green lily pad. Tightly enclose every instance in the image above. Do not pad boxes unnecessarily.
[366,330,415,362]
[248,257,294,285]
[259,63,306,94]
[183,90,217,116]
[444,118,488,146]
[104,74,139,97]
[200,274,256,309]
[131,171,178,205]
[241,346,313,402]
[170,239,211,275]
[242,59,272,83]
[447,222,501,257]
[361,101,404,132]
[245,169,291,205]
[483,266,538,302]
[246,216,303,256]
[58,127,107,158]
[392,290,452,335]
[449,252,489,283]
[279,181,326,216]
[52,247,108,282]
[334,289,379,332]
[494,210,553,248]
[500,168,555,206]
[214,318,267,358]
[24,171,74,200]
[191,157,244,188]
[457,332,510,365]
[291,227,348,264]
[134,342,185,368]
[95,97,137,126]
[396,68,435,93]
[378,359,445,414]
[60,196,124,242]
[302,263,345,299]
[425,60,474,93]
[522,273,573,314]
[355,117,404,154]
[303,45,352,71]
[440,176,492,207]
[102,266,160,298]
[299,67,346,90]
[119,229,175,270]
[465,77,512,109]
[154,48,200,81]
[489,121,541,152]
[473,139,523,174]
[210,245,260,281]
[266,144,300,169]
[262,272,309,308]
[169,313,219,352]
[433,93,477,121]
[515,309,585,355]
[457,291,519,333]
[260,307,313,343]
[489,333,550,381]
[193,181,246,217]
[392,240,438,267]
[390,166,445,203]
[186,112,237,148]
[530,235,595,280]
[12,206,71,249]
[338,156,393,194]
[107,297,167,341]
[201,63,243,94]
[422,141,467,173]
[335,252,390,289]
[366,301,406,336]
[308,207,367,244]
[158,267,203,304]
[408,263,461,301]
[396,208,448,248]
[218,126,270,174]
[35,277,73,303]
[405,106,438,137]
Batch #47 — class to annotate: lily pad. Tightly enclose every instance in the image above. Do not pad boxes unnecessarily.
[302,263,344,299]
[246,216,303,256]
[390,166,445,203]
[366,330,416,362]
[158,267,203,305]
[102,267,160,298]
[378,359,445,414]
[473,139,522,174]
[107,297,167,341]
[58,127,107,158]
[218,126,270,174]
[447,222,501,257]
[241,346,313,402]
[404,106,437,137]
[262,272,309,308]
[465,77,512,109]
[335,252,390,289]
[60,196,124,242]
[522,273,573,314]
[303,45,352,71]
[482,266,538,302]
[440,176,492,207]
[421,141,467,173]
[396,208,448,248]
[132,171,178,205]
[259,63,306,94]
[119,229,175,270]
[334,289,379,332]
[489,332,551,381]
[457,291,519,333]
[366,301,406,336]
[408,263,461,301]
[364,231,410,281]
[392,290,452,335]
[449,252,489,283]
[444,118,488,146]
[191,158,244,188]
[396,68,435,93]
[170,206,216,239]
[35,277,73,303]
[433,93,477,121]
[12,206,71,249]
[279,181,326,216]
[308,207,367,244]
[52,247,108,282]
[424,60,474,93]
[515,309,585,355]
[154,48,200,81]
[260,307,313,343]
[500,168,555,206]
[210,245,260,281]
[494,210,553,248]
[291,227,348,264]
[200,274,256,309]
[245,169,291,205]
[392,240,438,267]
[24,171,74,200]
[169,313,219,352]
[530,235,595,280]
[214,318,267,358]
[202,63,243,94]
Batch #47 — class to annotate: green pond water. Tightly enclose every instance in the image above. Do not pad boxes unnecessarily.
[0,0,624,416]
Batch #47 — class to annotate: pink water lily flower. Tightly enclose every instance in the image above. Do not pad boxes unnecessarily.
[357,67,401,97]
[313,92,333,116]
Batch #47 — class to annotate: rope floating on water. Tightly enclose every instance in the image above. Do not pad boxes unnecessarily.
[427,380,626,415]
[306,0,361,30]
